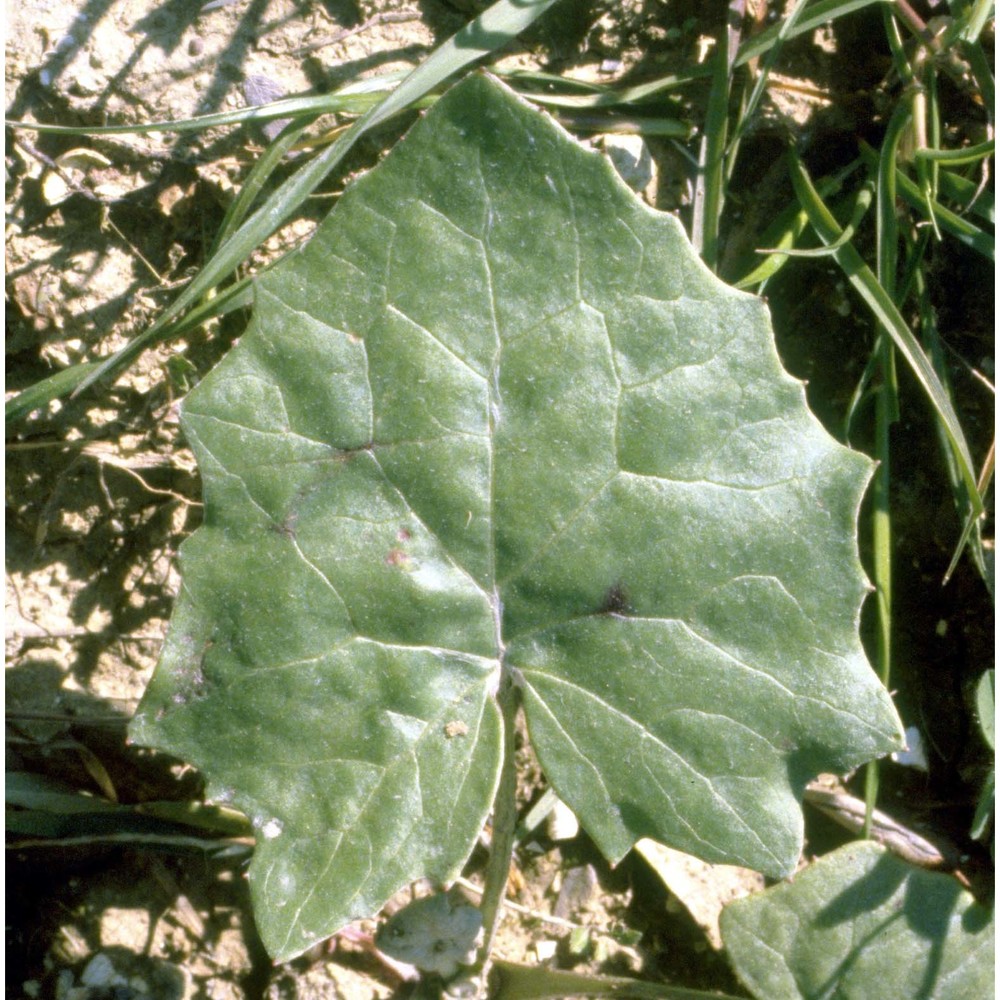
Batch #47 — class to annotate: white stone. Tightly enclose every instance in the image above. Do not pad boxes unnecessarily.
[99,907,151,951]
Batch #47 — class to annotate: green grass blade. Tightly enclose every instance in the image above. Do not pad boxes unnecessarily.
[877,101,910,301]
[499,67,710,109]
[859,143,995,259]
[67,0,562,397]
[730,0,810,149]
[692,8,739,268]
[922,69,942,232]
[5,362,102,424]
[945,442,994,584]
[863,327,894,838]
[735,0,888,67]
[757,181,874,258]
[6,90,387,136]
[844,342,881,437]
[6,278,253,426]
[555,112,690,137]
[914,260,990,584]
[963,38,995,110]
[862,89,911,837]
[937,168,994,224]
[881,4,913,83]
[899,180,995,258]
[957,0,997,42]
[733,160,863,287]
[209,114,320,256]
[789,150,984,515]
[914,139,996,165]
[733,214,811,287]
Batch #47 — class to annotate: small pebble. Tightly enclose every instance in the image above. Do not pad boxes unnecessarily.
[188,36,204,56]
[548,797,579,841]
[80,953,123,988]
[69,69,103,96]
[554,864,598,920]
[533,939,558,961]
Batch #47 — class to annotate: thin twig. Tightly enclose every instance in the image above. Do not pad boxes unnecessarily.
[454,877,580,931]
[292,11,421,58]
[805,780,959,869]
[13,139,166,283]
[7,618,164,642]
[84,452,202,506]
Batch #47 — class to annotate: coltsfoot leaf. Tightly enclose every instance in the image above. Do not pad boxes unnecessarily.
[130,72,904,960]
[721,842,994,999]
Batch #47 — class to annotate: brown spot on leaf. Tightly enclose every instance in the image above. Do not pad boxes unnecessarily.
[270,512,298,539]
[598,582,632,615]
[331,441,375,463]
[444,720,469,739]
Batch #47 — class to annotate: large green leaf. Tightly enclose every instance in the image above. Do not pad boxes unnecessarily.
[130,73,903,961]
[721,842,994,999]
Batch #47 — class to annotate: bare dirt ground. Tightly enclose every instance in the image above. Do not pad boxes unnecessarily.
[6,2,994,998]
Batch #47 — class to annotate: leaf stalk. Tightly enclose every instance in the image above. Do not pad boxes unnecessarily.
[476,671,521,970]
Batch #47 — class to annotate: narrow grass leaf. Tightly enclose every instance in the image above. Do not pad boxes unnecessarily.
[733,161,863,288]
[556,112,691,137]
[861,98,908,835]
[729,0,810,150]
[937,168,995,224]
[955,0,997,43]
[963,38,995,109]
[912,259,990,583]
[210,115,320,256]
[692,8,738,268]
[6,91,386,135]
[944,441,995,584]
[789,151,984,514]
[756,182,873,259]
[860,143,995,259]
[897,174,994,258]
[876,102,910,299]
[5,362,102,425]
[502,68,711,110]
[914,139,995,166]
[6,279,253,426]
[976,669,995,750]
[735,0,888,67]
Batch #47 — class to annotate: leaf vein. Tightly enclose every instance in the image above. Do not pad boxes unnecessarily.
[498,472,617,587]
[386,302,488,381]
[368,452,493,606]
[523,668,783,867]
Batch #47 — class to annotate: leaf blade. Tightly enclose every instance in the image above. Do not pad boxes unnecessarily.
[721,842,995,1000]
[132,73,903,959]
